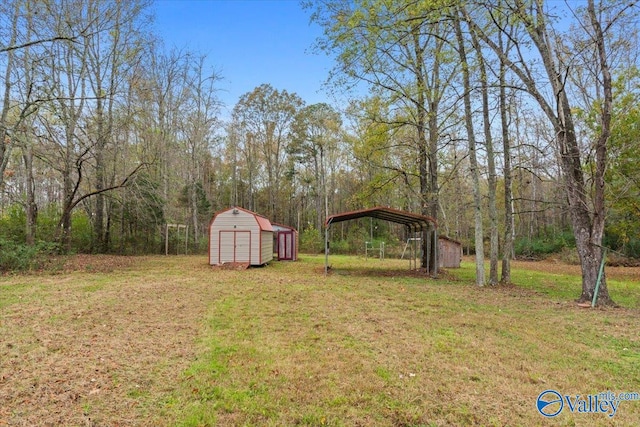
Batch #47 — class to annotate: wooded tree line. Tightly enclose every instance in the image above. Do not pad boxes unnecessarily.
[1,1,639,304]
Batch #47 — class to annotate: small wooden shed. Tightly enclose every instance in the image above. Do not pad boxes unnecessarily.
[209,207,273,266]
[438,236,462,268]
[272,223,298,261]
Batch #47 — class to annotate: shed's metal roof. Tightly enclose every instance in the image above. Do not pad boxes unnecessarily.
[212,206,274,232]
[325,206,436,230]
[272,223,297,233]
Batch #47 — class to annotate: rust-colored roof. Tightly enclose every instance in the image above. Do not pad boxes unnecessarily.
[272,223,297,233]
[325,206,436,230]
[213,206,274,232]
[254,215,274,232]
[438,235,462,245]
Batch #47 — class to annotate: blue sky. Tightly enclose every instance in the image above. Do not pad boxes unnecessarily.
[153,0,334,115]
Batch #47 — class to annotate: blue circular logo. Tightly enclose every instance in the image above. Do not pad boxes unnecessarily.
[537,390,564,417]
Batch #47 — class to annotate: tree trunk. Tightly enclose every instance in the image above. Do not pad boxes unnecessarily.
[462,1,614,302]
[410,23,437,273]
[499,39,513,284]
[314,148,323,231]
[427,36,442,277]
[93,93,106,252]
[23,144,37,245]
[191,178,199,246]
[455,13,485,286]
[0,0,19,189]
[470,24,498,285]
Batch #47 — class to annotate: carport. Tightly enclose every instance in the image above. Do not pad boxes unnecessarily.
[324,206,437,276]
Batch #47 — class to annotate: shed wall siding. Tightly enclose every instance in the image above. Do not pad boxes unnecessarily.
[210,210,259,265]
[209,208,273,266]
[209,227,218,264]
[261,231,273,263]
[438,238,462,268]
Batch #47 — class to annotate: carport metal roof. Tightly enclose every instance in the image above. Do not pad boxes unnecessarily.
[323,206,437,275]
[325,206,436,230]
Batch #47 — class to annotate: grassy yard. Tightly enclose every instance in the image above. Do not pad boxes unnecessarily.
[1,254,639,426]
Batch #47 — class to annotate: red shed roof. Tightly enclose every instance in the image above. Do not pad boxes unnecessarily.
[272,223,297,233]
[255,215,274,232]
[214,206,274,232]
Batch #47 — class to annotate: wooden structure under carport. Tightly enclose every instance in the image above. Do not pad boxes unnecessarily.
[324,206,438,275]
[438,236,462,268]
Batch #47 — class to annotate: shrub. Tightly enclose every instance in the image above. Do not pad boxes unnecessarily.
[514,230,574,259]
[71,211,93,253]
[603,231,640,259]
[330,239,350,254]
[36,204,61,243]
[0,239,58,272]
[0,204,26,242]
[300,227,323,254]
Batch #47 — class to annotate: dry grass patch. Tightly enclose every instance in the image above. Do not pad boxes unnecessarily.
[1,256,221,425]
[1,255,639,426]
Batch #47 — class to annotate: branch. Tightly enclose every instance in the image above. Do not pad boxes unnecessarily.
[0,36,79,54]
[66,161,148,213]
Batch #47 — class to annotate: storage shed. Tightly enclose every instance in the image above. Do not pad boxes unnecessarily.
[438,236,462,268]
[209,207,273,266]
[272,223,298,261]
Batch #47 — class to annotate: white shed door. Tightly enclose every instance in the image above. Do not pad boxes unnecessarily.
[219,231,251,263]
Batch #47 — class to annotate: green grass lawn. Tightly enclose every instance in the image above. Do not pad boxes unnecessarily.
[1,254,639,426]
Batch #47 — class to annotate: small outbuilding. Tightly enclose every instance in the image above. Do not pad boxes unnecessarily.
[272,223,298,261]
[438,236,462,268]
[209,207,273,266]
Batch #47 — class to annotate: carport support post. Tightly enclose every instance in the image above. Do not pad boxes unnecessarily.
[420,227,428,272]
[324,222,329,276]
[406,226,411,270]
[432,226,438,278]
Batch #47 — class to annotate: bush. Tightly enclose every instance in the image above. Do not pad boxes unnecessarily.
[623,238,640,258]
[0,204,26,243]
[0,239,58,272]
[514,231,574,259]
[71,211,93,253]
[300,227,323,254]
[36,204,61,243]
[330,239,351,254]
[603,231,640,259]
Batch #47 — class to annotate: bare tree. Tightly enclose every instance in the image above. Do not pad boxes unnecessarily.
[0,0,21,190]
[290,103,342,231]
[464,0,635,304]
[498,13,515,283]
[469,21,499,285]
[180,54,221,243]
[231,84,303,221]
[454,10,485,286]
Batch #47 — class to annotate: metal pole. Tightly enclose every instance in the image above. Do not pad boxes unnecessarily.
[432,227,439,278]
[591,248,608,308]
[425,227,430,273]
[324,223,329,276]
